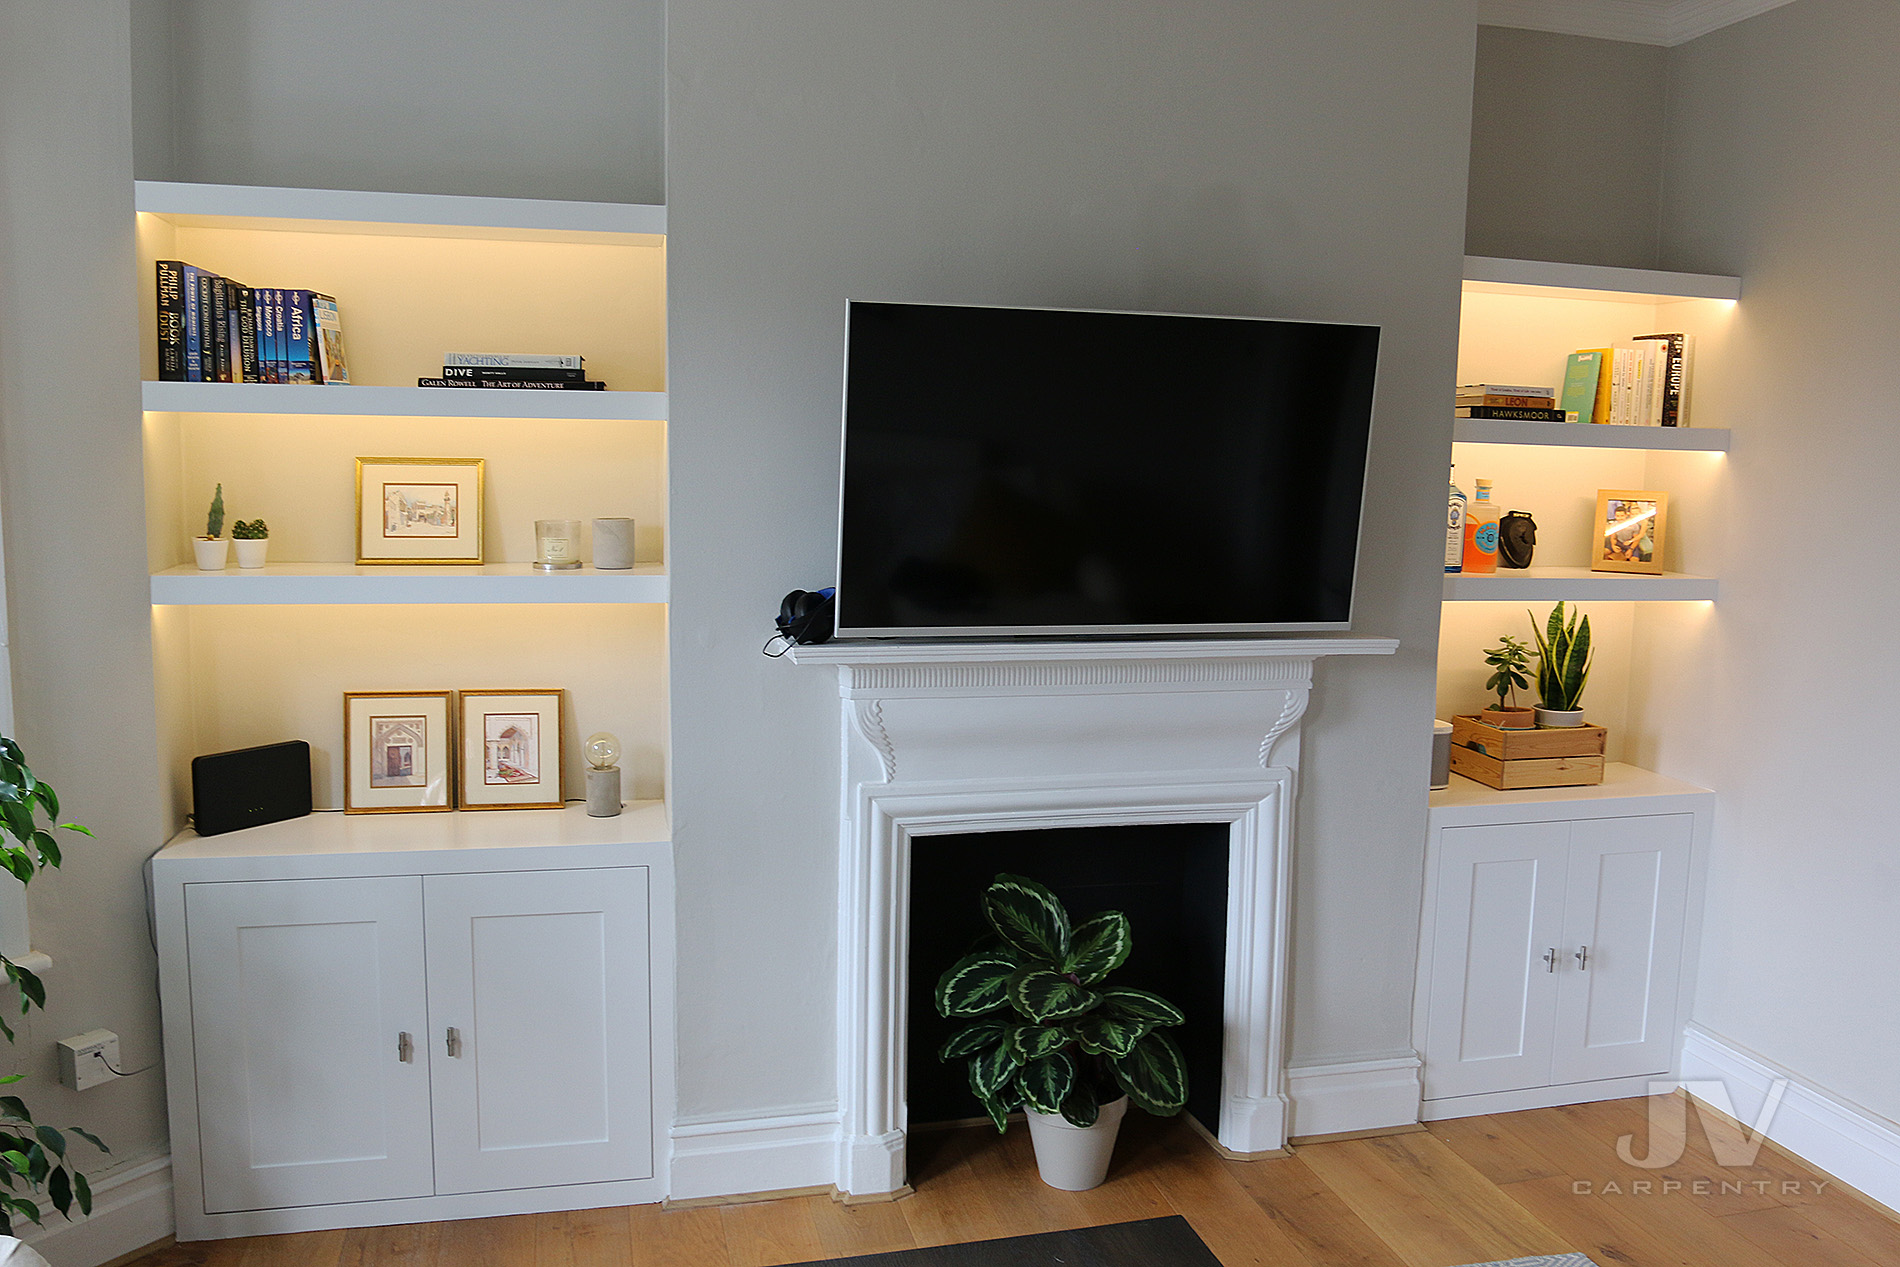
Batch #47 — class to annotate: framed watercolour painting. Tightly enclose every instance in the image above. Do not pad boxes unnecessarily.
[458,689,565,810]
[1593,488,1668,575]
[344,690,454,813]
[356,457,485,564]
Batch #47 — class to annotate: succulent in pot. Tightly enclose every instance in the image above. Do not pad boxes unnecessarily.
[935,873,1187,1190]
[191,483,229,571]
[1479,633,1536,729]
[231,518,270,569]
[1530,601,1593,727]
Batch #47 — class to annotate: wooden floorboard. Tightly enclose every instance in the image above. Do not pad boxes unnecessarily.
[125,1094,1897,1267]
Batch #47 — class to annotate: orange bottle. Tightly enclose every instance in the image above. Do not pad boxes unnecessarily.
[1462,478,1500,574]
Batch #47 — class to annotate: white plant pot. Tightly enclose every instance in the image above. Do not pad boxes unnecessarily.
[192,537,229,571]
[233,537,270,569]
[1535,706,1587,728]
[1024,1095,1129,1191]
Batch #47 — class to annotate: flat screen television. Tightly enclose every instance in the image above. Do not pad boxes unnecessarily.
[835,300,1380,639]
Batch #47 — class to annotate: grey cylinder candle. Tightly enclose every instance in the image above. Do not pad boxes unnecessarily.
[593,517,637,570]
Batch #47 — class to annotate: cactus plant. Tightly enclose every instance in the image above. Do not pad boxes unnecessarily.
[1530,601,1593,712]
[204,484,225,539]
[231,518,268,540]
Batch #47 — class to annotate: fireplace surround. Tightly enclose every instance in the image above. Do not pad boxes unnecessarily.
[790,636,1396,1196]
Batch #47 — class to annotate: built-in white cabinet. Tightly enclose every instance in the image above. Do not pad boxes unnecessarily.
[1415,766,1710,1120]
[153,807,673,1239]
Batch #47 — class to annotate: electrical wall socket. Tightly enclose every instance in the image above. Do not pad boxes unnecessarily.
[57,1029,119,1091]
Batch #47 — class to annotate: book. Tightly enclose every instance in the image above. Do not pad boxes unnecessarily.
[253,289,273,383]
[197,271,225,383]
[1575,346,1613,424]
[418,377,606,390]
[180,263,206,382]
[284,290,318,384]
[270,289,288,385]
[311,294,350,384]
[444,352,585,370]
[1455,383,1553,399]
[1454,406,1569,421]
[235,285,259,383]
[156,261,186,381]
[1454,393,1554,408]
[209,274,231,383]
[1558,351,1602,425]
[440,365,587,383]
[1633,332,1695,427]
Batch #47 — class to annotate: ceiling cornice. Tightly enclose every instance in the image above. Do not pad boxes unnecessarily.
[1477,0,1798,47]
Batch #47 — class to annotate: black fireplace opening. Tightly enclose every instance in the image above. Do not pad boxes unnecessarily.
[906,822,1230,1133]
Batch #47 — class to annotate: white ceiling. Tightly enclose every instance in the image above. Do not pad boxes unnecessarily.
[1478,0,1798,46]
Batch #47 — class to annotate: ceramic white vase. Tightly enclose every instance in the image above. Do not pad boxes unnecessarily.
[1535,706,1586,727]
[1024,1095,1129,1191]
[192,537,229,570]
[233,537,270,569]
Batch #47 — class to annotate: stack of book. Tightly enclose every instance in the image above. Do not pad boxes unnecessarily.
[156,261,349,384]
[419,354,605,390]
[1557,335,1696,427]
[1454,384,1565,422]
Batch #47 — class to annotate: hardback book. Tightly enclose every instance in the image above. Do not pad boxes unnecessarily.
[444,352,584,370]
[1633,332,1695,427]
[418,377,606,390]
[440,364,586,383]
[180,263,206,382]
[284,290,318,384]
[1455,383,1554,399]
[312,294,350,384]
[235,285,259,383]
[1454,392,1554,408]
[1575,346,1613,424]
[156,261,186,381]
[1454,406,1569,422]
[1558,351,1602,425]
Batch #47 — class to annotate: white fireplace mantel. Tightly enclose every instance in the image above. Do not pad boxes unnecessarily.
[789,635,1396,1196]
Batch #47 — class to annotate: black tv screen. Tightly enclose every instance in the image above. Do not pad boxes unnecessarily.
[835,301,1380,638]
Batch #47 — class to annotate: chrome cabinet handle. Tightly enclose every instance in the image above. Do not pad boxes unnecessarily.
[397,1031,414,1063]
[446,1026,463,1058]
[1575,945,1590,971]
[1543,947,1559,973]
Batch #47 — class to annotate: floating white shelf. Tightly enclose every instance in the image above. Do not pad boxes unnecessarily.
[1442,567,1717,602]
[151,563,668,606]
[1462,255,1741,303]
[1452,419,1729,452]
[142,381,666,422]
[135,180,664,243]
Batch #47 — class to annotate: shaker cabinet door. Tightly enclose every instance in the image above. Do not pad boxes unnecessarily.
[185,877,435,1213]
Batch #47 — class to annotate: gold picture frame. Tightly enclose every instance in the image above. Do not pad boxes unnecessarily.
[343,691,455,813]
[1593,488,1668,575]
[356,457,485,565]
[457,689,566,810]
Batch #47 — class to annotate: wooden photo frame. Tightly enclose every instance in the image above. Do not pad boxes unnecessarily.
[1593,488,1668,574]
[356,457,485,565]
[457,689,565,810]
[344,691,455,813]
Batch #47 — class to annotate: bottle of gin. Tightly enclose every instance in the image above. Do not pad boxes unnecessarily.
[1462,478,1500,574]
[1446,466,1467,573]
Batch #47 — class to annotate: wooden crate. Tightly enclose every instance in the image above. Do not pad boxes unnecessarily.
[1449,746,1605,790]
[1450,715,1606,761]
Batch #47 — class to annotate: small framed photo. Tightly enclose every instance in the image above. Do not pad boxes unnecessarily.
[1593,489,1669,574]
[344,691,455,813]
[356,457,485,565]
[458,690,565,810]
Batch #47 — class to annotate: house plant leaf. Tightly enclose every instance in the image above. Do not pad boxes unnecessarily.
[1058,1075,1100,1128]
[1072,1012,1146,1058]
[938,1021,1006,1061]
[935,951,1018,1016]
[1018,1051,1075,1115]
[982,874,1071,961]
[1006,1023,1072,1063]
[1063,910,1132,984]
[1008,969,1099,1022]
[1109,1031,1190,1116]
[1098,986,1185,1027]
[967,1044,1022,1101]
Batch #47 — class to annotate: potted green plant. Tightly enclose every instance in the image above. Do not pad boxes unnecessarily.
[1479,634,1536,729]
[192,483,228,571]
[1530,601,1593,727]
[935,873,1188,1191]
[0,735,108,1236]
[231,517,270,569]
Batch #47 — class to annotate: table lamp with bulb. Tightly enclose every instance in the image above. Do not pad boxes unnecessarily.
[584,731,622,817]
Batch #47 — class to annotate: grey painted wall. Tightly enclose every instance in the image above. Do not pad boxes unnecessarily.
[0,0,172,1186]
[1659,0,1900,1122]
[1466,26,1666,269]
[665,0,1478,1120]
[134,0,666,204]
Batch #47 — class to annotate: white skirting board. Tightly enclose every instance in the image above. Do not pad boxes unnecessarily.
[1681,1025,1900,1213]
[19,1155,172,1267]
[668,1108,843,1201]
[1285,1054,1422,1139]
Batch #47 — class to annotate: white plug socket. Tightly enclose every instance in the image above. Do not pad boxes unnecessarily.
[56,1029,119,1091]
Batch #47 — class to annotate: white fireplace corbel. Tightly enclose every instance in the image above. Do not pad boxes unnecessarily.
[789,636,1397,1196]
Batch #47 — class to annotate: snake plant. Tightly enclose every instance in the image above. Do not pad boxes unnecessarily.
[1530,601,1593,711]
[935,874,1188,1131]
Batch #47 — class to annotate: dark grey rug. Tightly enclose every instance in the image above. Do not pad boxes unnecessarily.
[785,1215,1221,1266]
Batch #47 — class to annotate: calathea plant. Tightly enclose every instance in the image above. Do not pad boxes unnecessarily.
[0,736,108,1235]
[934,874,1188,1130]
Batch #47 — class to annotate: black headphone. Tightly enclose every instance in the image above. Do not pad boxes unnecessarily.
[764,587,836,656]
